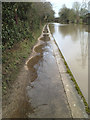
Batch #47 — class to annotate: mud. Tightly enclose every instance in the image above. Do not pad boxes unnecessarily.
[2,67,35,118]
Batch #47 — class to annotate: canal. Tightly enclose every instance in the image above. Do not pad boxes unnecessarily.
[50,23,88,102]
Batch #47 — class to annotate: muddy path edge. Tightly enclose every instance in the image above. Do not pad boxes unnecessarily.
[2,24,47,118]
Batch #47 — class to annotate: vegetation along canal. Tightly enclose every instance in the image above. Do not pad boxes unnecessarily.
[50,23,88,102]
[2,1,90,118]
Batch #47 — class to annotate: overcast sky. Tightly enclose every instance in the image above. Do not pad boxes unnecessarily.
[46,0,90,17]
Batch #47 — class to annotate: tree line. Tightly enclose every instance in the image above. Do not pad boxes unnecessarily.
[2,2,54,50]
[57,2,88,24]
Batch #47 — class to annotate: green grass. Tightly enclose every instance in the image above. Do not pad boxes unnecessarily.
[2,23,45,95]
[53,37,90,115]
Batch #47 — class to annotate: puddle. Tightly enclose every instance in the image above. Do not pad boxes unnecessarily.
[27,26,50,82]
[43,25,48,33]
[40,36,50,42]
[34,44,44,53]
[43,29,49,33]
[26,25,72,118]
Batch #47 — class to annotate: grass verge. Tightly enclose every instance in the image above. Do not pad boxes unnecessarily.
[2,23,45,95]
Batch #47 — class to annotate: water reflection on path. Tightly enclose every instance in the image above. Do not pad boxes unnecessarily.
[50,23,88,102]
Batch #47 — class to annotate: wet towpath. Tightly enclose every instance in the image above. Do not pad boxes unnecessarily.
[3,25,88,118]
[26,25,72,118]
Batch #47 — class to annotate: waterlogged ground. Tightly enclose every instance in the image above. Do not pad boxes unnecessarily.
[26,27,71,118]
[2,25,88,118]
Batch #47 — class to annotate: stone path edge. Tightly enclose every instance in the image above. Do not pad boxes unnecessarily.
[48,24,88,118]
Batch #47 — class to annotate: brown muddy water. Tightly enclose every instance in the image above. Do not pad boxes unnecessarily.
[50,23,88,102]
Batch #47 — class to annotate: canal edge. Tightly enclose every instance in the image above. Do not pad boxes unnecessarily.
[48,24,88,118]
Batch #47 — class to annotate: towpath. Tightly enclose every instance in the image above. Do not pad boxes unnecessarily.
[2,25,88,118]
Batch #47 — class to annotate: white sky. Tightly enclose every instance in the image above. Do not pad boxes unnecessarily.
[46,0,90,17]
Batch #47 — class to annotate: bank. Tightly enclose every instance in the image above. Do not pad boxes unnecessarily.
[49,24,90,115]
[2,24,45,96]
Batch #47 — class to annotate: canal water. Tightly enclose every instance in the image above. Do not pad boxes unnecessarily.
[50,23,88,102]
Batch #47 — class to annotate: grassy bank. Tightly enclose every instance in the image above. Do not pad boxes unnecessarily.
[2,24,44,95]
